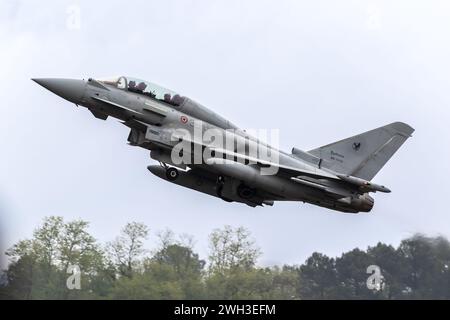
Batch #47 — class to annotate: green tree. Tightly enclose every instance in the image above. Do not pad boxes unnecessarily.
[150,231,206,299]
[3,240,41,299]
[205,226,265,299]
[398,234,450,299]
[334,248,377,299]
[107,222,149,277]
[366,242,404,299]
[109,270,184,300]
[4,217,450,300]
[269,265,299,299]
[298,252,337,299]
[208,225,261,274]
[3,216,105,299]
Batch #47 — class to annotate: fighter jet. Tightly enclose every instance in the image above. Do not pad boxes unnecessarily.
[33,76,414,213]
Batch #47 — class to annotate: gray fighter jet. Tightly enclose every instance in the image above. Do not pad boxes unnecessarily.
[33,76,414,213]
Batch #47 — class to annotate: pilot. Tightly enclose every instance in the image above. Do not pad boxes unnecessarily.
[164,93,172,103]
[171,94,183,106]
[128,80,136,92]
[136,82,147,93]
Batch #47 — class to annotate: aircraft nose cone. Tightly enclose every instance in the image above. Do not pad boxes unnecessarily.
[32,78,86,104]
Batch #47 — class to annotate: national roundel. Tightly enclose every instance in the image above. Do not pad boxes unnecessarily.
[180,115,188,124]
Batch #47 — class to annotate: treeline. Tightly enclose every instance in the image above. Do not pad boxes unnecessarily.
[1,216,450,299]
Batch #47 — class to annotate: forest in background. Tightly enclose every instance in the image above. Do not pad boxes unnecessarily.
[1,216,449,300]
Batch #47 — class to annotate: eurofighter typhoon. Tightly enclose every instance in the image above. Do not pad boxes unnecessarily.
[33,76,414,213]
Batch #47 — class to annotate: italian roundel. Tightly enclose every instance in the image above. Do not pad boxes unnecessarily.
[180,115,188,124]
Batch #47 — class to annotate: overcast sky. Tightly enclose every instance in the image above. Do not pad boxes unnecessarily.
[1,0,450,269]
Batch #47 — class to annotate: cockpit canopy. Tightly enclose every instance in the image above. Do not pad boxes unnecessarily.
[97,76,237,130]
[97,76,185,107]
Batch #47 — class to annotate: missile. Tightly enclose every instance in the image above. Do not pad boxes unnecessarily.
[336,174,391,193]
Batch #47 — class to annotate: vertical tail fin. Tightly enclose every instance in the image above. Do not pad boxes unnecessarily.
[308,122,414,180]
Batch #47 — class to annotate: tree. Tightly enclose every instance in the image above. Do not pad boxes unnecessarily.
[334,248,377,299]
[109,230,201,300]
[208,225,261,274]
[149,231,206,299]
[4,217,450,300]
[3,240,39,299]
[152,231,204,276]
[269,265,300,299]
[33,216,64,267]
[298,252,337,299]
[3,216,105,299]
[367,242,405,299]
[109,271,184,300]
[107,222,149,277]
[397,234,450,299]
[58,220,100,269]
[205,226,263,299]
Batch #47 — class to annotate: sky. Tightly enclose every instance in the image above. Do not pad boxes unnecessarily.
[1,0,450,269]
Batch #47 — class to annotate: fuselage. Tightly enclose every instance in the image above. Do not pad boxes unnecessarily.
[33,76,376,213]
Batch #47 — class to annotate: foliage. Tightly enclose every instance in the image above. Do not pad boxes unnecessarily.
[1,217,450,300]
